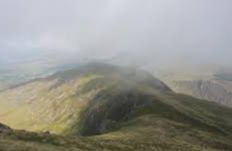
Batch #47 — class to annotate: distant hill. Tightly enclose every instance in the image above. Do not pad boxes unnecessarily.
[0,63,232,150]
[161,72,232,107]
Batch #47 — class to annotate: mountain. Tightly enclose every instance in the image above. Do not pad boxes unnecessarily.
[0,63,232,151]
[160,72,232,107]
[0,63,171,134]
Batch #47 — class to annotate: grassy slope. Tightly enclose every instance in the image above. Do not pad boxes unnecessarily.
[0,63,231,150]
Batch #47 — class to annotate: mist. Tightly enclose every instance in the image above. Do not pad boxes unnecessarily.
[0,0,232,71]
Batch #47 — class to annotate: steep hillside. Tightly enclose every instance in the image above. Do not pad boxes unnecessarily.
[0,63,170,134]
[0,63,232,151]
[163,77,232,107]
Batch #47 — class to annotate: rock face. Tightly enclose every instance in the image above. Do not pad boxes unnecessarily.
[169,79,232,107]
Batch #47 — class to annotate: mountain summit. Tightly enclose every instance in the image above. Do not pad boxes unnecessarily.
[0,63,232,150]
[0,63,171,135]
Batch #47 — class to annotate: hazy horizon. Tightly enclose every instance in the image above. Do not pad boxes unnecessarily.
[0,0,232,71]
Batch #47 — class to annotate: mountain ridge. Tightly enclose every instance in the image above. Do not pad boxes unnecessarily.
[0,63,232,150]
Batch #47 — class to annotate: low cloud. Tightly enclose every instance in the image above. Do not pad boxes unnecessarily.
[0,0,232,69]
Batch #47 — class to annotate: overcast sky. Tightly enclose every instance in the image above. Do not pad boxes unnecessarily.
[0,0,232,69]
